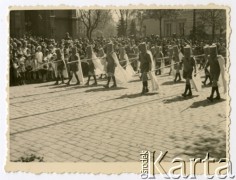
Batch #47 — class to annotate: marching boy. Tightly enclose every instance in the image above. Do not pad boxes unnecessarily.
[54,49,65,85]
[173,45,182,82]
[104,43,117,88]
[138,43,152,94]
[85,45,98,86]
[207,45,221,102]
[202,45,212,86]
[66,47,81,85]
[182,45,197,97]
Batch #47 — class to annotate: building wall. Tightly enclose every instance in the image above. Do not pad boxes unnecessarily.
[143,10,194,37]
[53,10,72,39]
[10,11,25,37]
[142,10,224,38]
[10,10,84,40]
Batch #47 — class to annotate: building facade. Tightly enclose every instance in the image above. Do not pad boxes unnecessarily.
[141,10,226,39]
[10,10,86,39]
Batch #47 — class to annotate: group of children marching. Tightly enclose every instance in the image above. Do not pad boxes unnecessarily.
[10,37,226,103]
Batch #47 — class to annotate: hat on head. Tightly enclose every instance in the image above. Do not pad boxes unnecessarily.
[173,45,179,55]
[203,45,210,56]
[155,46,161,55]
[119,47,126,59]
[72,47,77,54]
[36,46,42,51]
[55,48,62,58]
[86,45,93,57]
[151,46,156,55]
[184,45,192,58]
[139,43,147,53]
[106,43,114,54]
[209,45,218,57]
[49,44,54,49]
[17,41,22,47]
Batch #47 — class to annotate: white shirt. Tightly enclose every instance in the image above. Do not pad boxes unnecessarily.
[35,52,43,63]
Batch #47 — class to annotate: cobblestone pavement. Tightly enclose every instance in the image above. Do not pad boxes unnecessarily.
[9,69,227,162]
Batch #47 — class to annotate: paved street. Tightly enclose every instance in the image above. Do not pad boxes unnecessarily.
[9,69,227,162]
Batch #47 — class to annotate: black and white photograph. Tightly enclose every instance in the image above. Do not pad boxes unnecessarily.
[7,7,230,175]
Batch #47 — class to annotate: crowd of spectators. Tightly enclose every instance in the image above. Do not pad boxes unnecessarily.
[9,32,226,86]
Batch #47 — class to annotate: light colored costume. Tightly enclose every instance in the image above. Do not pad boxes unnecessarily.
[218,55,227,94]
[35,51,43,70]
[97,48,107,74]
[119,47,135,81]
[139,43,159,93]
[87,46,104,76]
[105,43,128,87]
[207,45,226,101]
[113,51,129,85]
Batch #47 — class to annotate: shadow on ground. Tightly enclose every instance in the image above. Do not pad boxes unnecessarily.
[35,83,57,88]
[49,84,69,89]
[85,87,127,93]
[129,79,141,83]
[182,132,226,161]
[190,98,226,108]
[116,92,158,99]
[162,81,185,86]
[169,128,226,161]
[69,84,104,90]
[163,95,199,104]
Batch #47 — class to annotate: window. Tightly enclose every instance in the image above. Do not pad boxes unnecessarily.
[179,23,185,36]
[165,23,172,37]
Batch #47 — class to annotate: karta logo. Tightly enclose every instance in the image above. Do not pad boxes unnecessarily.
[140,151,234,179]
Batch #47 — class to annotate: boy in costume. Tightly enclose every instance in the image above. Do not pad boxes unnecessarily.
[138,43,152,94]
[182,46,197,97]
[66,47,80,85]
[104,43,117,88]
[207,45,222,101]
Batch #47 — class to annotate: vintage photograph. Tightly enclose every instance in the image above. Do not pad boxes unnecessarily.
[9,8,228,167]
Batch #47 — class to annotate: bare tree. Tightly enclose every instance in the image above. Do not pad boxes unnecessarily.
[79,10,110,40]
[197,9,226,41]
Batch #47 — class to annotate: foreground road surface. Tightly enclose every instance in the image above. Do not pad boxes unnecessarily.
[9,72,227,162]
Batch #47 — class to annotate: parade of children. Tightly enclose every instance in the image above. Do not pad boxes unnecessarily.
[9,33,227,102]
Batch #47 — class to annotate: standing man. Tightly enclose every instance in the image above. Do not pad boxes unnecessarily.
[139,43,152,94]
[207,45,221,101]
[182,45,197,97]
